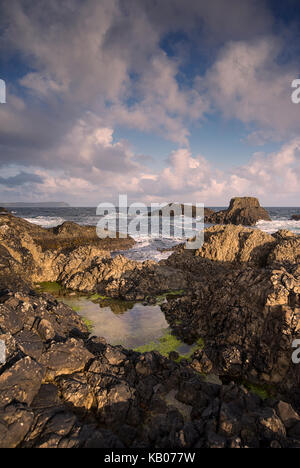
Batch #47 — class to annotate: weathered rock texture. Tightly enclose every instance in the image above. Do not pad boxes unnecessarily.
[291,214,300,221]
[1,289,300,448]
[205,197,271,226]
[0,212,188,296]
[161,225,300,395]
[0,211,300,448]
[0,213,135,291]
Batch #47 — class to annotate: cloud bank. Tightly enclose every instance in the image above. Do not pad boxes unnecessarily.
[0,0,299,205]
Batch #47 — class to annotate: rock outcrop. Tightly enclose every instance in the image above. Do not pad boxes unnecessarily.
[161,225,300,395]
[0,212,187,297]
[205,197,271,226]
[0,208,9,215]
[291,214,300,221]
[0,210,300,448]
[1,289,300,448]
[149,203,213,218]
[0,212,135,290]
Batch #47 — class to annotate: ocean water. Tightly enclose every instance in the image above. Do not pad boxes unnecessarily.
[9,206,300,262]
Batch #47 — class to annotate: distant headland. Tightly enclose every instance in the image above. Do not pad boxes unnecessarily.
[0,202,70,208]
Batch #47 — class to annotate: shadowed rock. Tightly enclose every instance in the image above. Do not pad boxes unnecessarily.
[161,225,300,393]
[0,208,9,215]
[205,197,271,226]
[148,203,212,218]
[0,289,300,448]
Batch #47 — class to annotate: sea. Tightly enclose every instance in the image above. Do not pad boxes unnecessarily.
[9,206,300,262]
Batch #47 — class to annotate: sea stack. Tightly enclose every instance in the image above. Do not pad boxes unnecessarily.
[205,197,271,226]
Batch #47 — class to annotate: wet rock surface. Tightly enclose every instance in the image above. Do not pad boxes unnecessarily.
[205,197,271,226]
[1,290,300,448]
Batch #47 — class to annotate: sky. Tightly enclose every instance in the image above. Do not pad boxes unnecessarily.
[0,0,300,206]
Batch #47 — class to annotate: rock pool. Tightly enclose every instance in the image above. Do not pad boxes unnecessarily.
[36,283,200,358]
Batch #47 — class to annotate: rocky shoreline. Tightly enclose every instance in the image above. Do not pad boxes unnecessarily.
[0,200,300,448]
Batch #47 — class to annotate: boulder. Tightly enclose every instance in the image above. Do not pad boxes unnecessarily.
[39,339,94,380]
[291,214,300,221]
[0,357,44,406]
[195,224,276,266]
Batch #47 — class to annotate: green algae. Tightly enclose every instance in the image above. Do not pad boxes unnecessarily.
[155,289,185,304]
[36,282,63,295]
[88,293,109,302]
[82,317,94,333]
[173,338,205,363]
[134,332,204,362]
[134,332,182,356]
[245,383,272,400]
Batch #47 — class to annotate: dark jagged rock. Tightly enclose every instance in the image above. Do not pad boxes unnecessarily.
[205,197,271,226]
[291,214,300,221]
[0,207,9,215]
[161,225,300,394]
[148,203,212,218]
[1,289,300,448]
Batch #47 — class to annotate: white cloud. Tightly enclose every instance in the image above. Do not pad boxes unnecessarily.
[1,0,210,145]
[136,140,300,205]
[0,0,299,205]
[1,135,299,206]
[205,38,300,139]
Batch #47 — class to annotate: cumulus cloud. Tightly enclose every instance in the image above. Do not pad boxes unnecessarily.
[205,38,300,139]
[0,171,44,187]
[0,137,299,206]
[0,0,210,145]
[0,0,276,147]
[137,140,300,205]
[0,0,299,205]
[231,139,300,200]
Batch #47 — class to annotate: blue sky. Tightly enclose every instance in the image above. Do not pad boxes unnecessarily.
[0,0,299,206]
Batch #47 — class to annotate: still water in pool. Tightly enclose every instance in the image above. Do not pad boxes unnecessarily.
[62,295,170,349]
[36,283,201,359]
